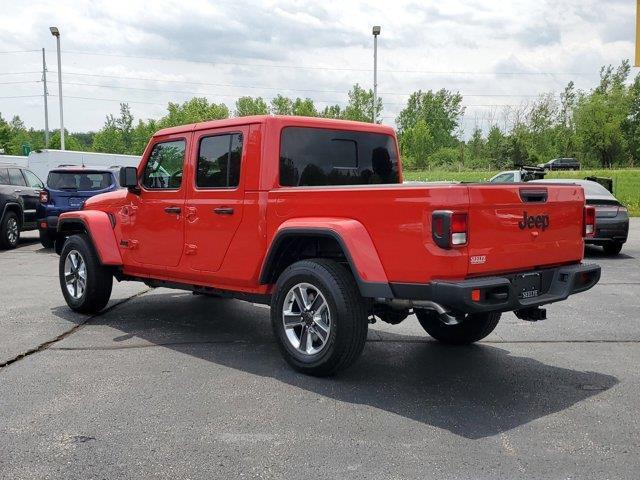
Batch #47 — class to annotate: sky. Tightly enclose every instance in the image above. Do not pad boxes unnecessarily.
[0,0,636,137]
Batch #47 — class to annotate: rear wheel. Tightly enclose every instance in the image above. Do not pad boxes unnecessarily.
[603,241,623,256]
[271,258,368,376]
[39,230,55,248]
[415,309,500,345]
[59,234,113,313]
[0,211,20,249]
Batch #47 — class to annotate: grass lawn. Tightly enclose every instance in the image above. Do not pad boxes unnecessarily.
[403,169,640,216]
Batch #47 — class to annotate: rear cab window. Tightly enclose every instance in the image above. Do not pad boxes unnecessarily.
[47,171,114,191]
[279,127,399,187]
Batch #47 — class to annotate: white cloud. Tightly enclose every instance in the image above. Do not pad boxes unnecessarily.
[0,0,635,137]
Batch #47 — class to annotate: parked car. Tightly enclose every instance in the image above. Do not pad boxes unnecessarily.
[538,158,580,171]
[0,164,44,249]
[531,179,629,255]
[36,166,121,249]
[56,116,600,376]
[489,166,546,183]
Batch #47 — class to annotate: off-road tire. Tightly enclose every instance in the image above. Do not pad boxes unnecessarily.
[0,211,20,249]
[603,241,623,256]
[271,258,368,376]
[59,234,113,313]
[415,309,500,345]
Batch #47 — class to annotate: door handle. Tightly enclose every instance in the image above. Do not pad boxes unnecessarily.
[213,207,234,215]
[14,189,22,193]
[164,206,181,214]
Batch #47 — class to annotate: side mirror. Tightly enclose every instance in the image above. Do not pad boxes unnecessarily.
[119,166,139,192]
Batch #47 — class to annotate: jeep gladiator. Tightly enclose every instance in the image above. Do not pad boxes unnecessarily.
[56,116,600,376]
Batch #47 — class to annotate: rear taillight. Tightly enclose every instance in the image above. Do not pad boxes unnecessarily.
[432,211,468,249]
[39,190,49,204]
[584,206,596,238]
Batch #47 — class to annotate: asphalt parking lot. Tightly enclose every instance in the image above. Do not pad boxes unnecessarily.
[1,223,639,479]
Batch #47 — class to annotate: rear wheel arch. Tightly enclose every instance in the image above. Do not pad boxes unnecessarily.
[2,202,23,228]
[260,229,393,299]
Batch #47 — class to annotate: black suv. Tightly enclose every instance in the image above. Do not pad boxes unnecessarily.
[0,164,45,249]
[539,158,580,171]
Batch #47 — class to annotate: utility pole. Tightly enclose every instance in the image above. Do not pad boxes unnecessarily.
[41,48,49,148]
[372,26,381,123]
[50,26,64,150]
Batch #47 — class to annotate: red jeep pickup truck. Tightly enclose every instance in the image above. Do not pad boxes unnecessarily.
[57,116,600,375]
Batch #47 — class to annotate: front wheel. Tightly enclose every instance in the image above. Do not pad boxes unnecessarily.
[59,234,113,313]
[271,259,368,376]
[415,309,500,345]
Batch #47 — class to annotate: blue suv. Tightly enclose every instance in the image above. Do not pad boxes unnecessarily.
[37,166,121,248]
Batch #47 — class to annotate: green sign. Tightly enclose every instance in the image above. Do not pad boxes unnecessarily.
[21,144,30,156]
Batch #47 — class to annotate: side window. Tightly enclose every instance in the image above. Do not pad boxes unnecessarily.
[22,170,44,189]
[0,169,8,185]
[492,173,514,183]
[196,133,243,188]
[141,140,186,190]
[8,168,26,186]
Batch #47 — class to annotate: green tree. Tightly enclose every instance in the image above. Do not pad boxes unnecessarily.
[320,104,342,119]
[399,119,434,169]
[270,95,293,115]
[574,62,631,167]
[93,115,125,154]
[292,98,317,117]
[235,96,268,117]
[48,130,83,151]
[396,89,464,159]
[342,84,382,123]
[161,97,229,127]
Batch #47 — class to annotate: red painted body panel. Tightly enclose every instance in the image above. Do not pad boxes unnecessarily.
[79,116,587,297]
[58,210,122,265]
[270,217,389,283]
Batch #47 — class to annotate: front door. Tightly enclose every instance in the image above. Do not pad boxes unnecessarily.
[184,127,247,272]
[123,135,188,268]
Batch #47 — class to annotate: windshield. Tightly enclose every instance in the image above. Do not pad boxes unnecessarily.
[47,171,114,191]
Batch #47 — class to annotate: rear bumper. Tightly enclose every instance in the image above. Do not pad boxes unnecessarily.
[390,263,601,314]
[586,216,629,244]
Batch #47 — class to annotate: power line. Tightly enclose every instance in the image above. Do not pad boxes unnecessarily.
[0,94,42,99]
[0,71,42,76]
[0,50,39,54]
[51,71,545,99]
[63,50,598,76]
[0,80,40,85]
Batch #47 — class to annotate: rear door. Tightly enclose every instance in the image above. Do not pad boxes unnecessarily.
[8,168,36,224]
[466,184,584,276]
[184,127,247,272]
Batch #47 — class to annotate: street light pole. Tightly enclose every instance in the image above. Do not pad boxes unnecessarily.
[50,26,64,150]
[41,48,49,148]
[372,26,381,123]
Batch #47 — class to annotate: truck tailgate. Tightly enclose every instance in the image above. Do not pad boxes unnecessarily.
[466,184,585,276]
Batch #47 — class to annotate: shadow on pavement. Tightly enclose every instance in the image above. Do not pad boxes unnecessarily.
[58,290,619,440]
[584,245,634,260]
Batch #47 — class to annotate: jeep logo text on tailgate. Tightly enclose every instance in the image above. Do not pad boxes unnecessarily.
[518,211,549,230]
